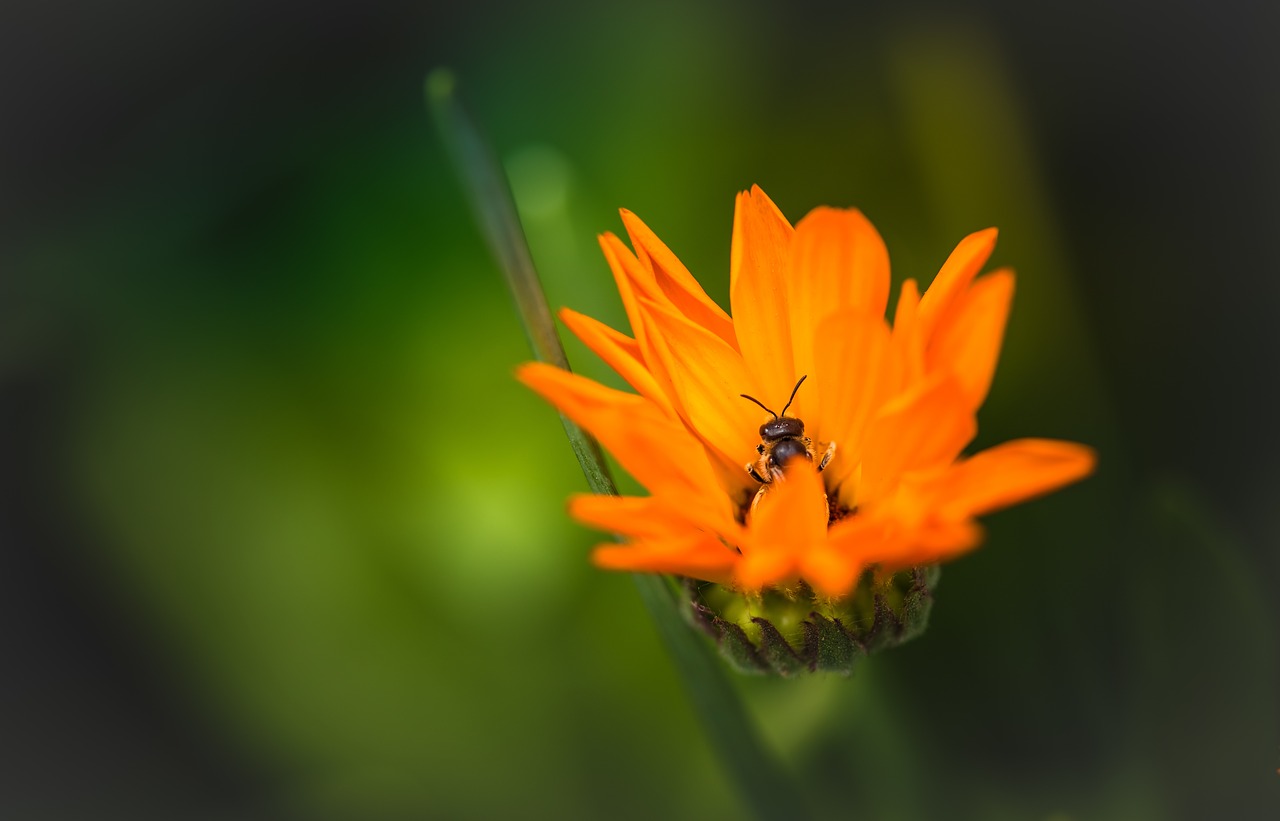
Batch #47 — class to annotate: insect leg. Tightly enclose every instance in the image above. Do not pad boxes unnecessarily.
[818,441,837,472]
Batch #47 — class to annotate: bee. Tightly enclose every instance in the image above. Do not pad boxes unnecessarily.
[740,375,837,513]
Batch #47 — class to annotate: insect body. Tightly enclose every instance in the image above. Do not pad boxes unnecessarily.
[741,375,836,513]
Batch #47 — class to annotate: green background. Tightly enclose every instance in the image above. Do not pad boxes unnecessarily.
[3,1,1276,818]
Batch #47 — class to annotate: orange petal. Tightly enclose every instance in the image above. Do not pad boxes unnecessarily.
[811,308,896,492]
[932,438,1097,520]
[857,377,976,505]
[619,209,738,350]
[787,207,890,413]
[739,459,827,590]
[570,494,685,539]
[894,277,921,329]
[800,545,866,599]
[870,520,986,573]
[598,232,662,346]
[891,278,925,391]
[735,548,798,592]
[569,493,742,544]
[516,363,727,512]
[598,233,684,403]
[593,531,739,585]
[730,186,796,397]
[635,295,762,469]
[559,307,676,416]
[916,227,998,341]
[825,511,982,573]
[826,513,902,565]
[926,270,1014,410]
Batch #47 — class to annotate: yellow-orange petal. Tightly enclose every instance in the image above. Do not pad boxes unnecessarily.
[810,308,896,491]
[619,208,738,350]
[739,459,827,590]
[787,207,890,411]
[559,307,677,417]
[634,295,762,469]
[593,531,739,586]
[515,363,727,513]
[916,227,998,341]
[730,185,797,397]
[932,438,1097,520]
[857,377,976,506]
[926,269,1014,410]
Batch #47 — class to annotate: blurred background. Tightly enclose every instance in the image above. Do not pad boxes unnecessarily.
[2,1,1277,818]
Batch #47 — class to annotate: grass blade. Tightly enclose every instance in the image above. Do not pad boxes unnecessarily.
[426,69,813,821]
[426,69,613,495]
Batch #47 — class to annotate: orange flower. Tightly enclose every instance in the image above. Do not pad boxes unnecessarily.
[518,186,1094,599]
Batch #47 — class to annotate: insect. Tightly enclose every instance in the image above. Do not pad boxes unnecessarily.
[740,375,836,512]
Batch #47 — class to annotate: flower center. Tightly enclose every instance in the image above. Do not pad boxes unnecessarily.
[828,496,855,525]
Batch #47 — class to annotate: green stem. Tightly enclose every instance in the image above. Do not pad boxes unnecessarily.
[427,69,812,821]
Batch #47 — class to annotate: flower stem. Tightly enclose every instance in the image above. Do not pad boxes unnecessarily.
[427,69,813,821]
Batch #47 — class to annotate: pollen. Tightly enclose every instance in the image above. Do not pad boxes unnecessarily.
[827,498,854,526]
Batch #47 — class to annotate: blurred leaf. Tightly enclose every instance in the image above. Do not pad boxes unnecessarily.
[1124,478,1278,818]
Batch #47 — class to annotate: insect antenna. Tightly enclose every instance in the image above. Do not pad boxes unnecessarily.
[738,393,777,418]
[779,375,808,417]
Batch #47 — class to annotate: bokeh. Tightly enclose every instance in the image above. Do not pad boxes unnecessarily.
[3,1,1277,819]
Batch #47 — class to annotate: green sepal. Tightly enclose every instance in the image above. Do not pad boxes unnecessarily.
[683,567,940,677]
[898,565,938,644]
[752,618,808,677]
[806,612,864,673]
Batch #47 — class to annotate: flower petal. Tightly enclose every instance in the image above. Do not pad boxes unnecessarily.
[515,363,727,512]
[932,438,1097,520]
[857,377,976,506]
[891,278,925,389]
[730,185,796,397]
[799,545,866,599]
[619,208,738,350]
[926,269,1014,410]
[787,207,890,415]
[916,227,998,341]
[810,308,896,492]
[634,295,762,471]
[598,232,663,346]
[593,531,739,585]
[597,232,684,403]
[868,520,986,573]
[739,459,827,591]
[824,514,898,577]
[559,307,676,416]
[826,512,983,575]
[569,493,741,542]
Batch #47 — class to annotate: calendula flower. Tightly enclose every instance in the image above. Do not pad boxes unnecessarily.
[517,186,1094,605]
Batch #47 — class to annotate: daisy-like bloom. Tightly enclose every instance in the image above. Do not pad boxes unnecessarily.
[517,186,1095,601]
